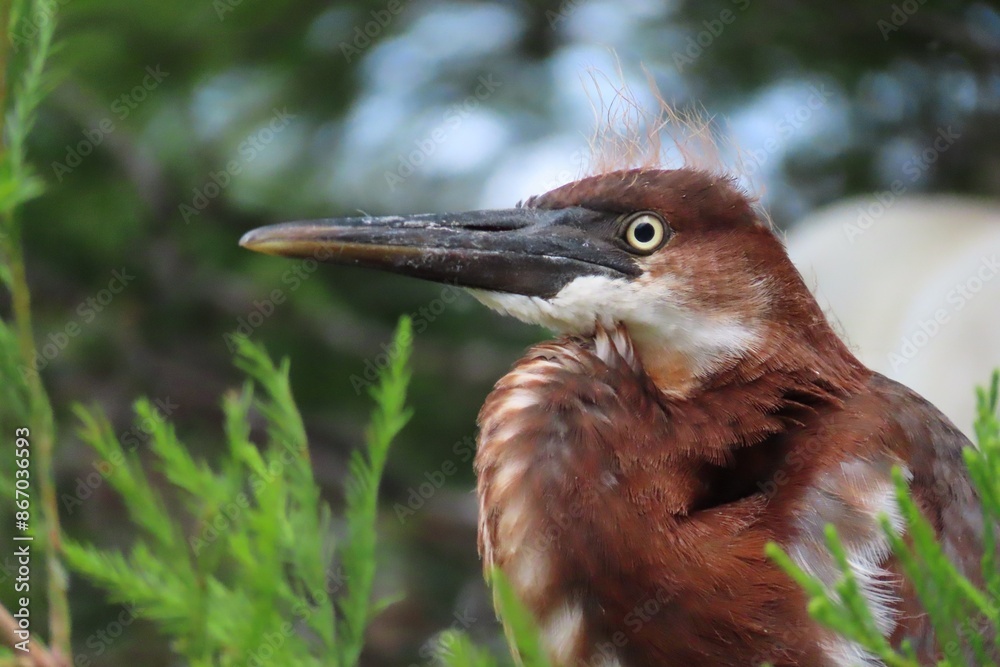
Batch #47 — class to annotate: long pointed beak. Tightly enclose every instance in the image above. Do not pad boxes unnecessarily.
[239,207,637,297]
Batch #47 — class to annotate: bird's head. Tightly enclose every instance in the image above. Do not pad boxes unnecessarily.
[241,168,840,395]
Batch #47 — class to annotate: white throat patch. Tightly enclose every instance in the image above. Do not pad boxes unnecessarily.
[467,274,760,379]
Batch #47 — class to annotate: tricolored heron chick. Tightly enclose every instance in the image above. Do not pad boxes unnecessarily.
[240,167,983,666]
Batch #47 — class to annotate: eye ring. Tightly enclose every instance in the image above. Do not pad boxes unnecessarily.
[622,212,668,254]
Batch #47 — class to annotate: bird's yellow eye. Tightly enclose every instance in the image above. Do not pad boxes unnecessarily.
[623,212,667,253]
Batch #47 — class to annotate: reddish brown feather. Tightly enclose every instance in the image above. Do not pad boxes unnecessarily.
[474,168,985,666]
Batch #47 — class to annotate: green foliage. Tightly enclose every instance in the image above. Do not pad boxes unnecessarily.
[1,0,71,657]
[337,316,412,664]
[769,370,1000,666]
[436,630,500,667]
[62,319,412,666]
[56,316,560,667]
[1,0,55,222]
[435,569,550,667]
[0,0,60,496]
[487,569,552,667]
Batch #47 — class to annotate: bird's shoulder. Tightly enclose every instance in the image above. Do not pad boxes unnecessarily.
[775,372,984,663]
[784,371,978,540]
[861,373,982,576]
[812,373,981,546]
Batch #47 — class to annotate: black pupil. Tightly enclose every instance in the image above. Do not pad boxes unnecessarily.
[633,221,656,244]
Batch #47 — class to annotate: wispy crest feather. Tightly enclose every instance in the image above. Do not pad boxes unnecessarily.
[536,63,770,227]
[582,67,727,179]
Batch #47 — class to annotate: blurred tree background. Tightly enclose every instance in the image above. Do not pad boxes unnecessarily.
[3,0,999,664]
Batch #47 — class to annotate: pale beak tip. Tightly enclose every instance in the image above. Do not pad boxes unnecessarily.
[239,227,288,255]
[239,228,262,249]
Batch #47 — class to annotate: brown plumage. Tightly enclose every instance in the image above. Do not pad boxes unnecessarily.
[240,165,985,666]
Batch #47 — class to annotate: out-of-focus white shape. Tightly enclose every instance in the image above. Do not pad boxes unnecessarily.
[478,135,591,208]
[786,196,1000,437]
[189,68,284,142]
